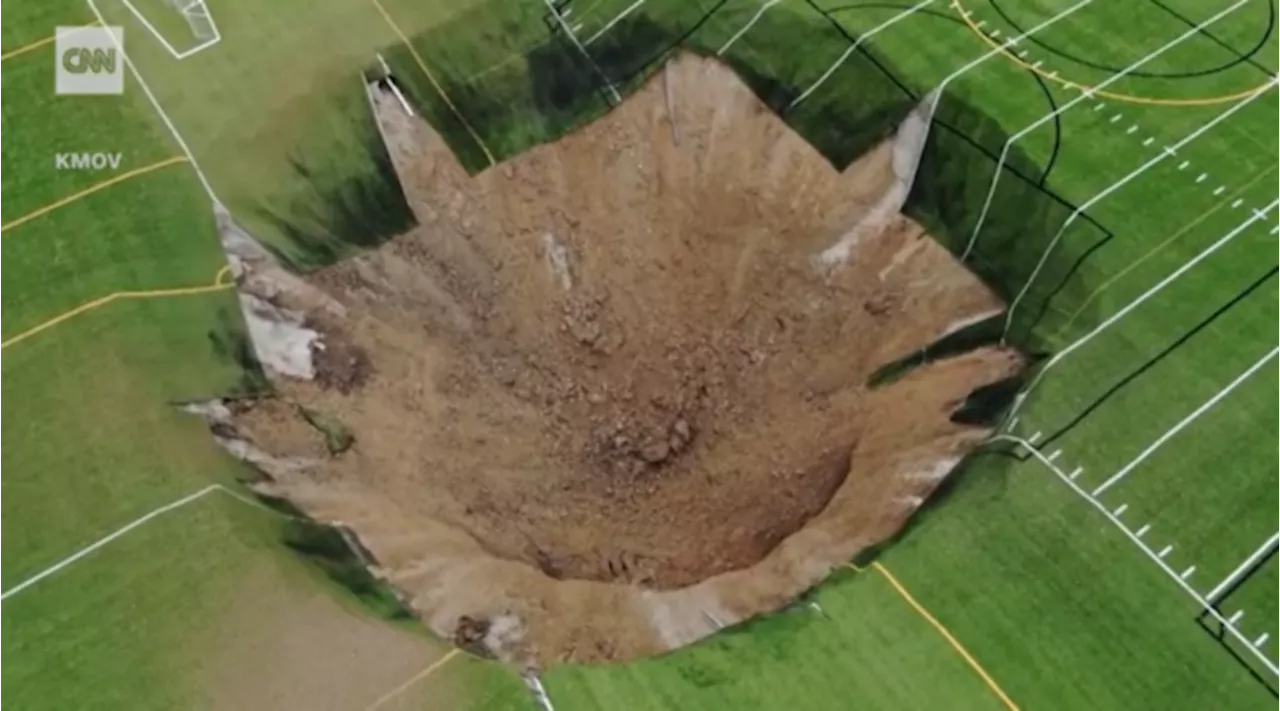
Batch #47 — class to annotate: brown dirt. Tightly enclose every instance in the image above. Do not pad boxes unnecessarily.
[221,53,1022,664]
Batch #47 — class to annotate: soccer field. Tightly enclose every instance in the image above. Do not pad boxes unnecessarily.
[2,0,1276,708]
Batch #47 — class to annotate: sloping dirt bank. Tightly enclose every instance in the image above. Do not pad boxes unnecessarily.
[210,52,1021,665]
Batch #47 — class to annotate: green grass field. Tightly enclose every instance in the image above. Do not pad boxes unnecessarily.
[0,1,526,708]
[3,0,1276,708]
[373,0,1274,707]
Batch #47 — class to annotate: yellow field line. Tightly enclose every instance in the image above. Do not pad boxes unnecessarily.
[362,648,461,711]
[367,0,496,167]
[953,0,1273,106]
[848,562,1019,711]
[1,21,102,62]
[1052,163,1279,338]
[1,156,190,235]
[1,268,234,350]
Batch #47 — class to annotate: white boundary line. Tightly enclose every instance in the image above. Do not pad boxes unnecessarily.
[583,0,646,46]
[1206,531,1280,603]
[1005,198,1280,425]
[118,0,221,60]
[990,433,1280,677]
[896,0,1095,197]
[1000,79,1279,338]
[961,0,1253,263]
[1091,346,1280,496]
[541,0,621,104]
[716,0,779,56]
[87,0,221,204]
[0,484,280,601]
[788,0,937,110]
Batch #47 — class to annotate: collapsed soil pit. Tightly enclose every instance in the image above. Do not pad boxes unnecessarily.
[214,53,1023,665]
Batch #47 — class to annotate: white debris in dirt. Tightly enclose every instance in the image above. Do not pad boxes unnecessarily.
[541,233,574,291]
[937,307,1003,339]
[817,100,929,267]
[482,612,527,663]
[898,494,925,509]
[639,589,736,649]
[180,399,319,479]
[180,398,234,422]
[522,671,557,711]
[901,456,962,484]
[240,292,319,380]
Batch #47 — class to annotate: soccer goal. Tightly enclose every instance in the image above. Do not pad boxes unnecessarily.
[120,0,222,60]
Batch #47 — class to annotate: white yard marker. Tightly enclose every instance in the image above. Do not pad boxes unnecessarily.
[998,68,1280,343]
[1069,466,1083,480]
[1109,113,1123,123]
[1126,125,1139,134]
[1017,48,1030,58]
[1006,198,1279,425]
[1231,198,1245,208]
[717,0,780,56]
[1136,524,1151,538]
[1031,59,1043,69]
[1142,137,1155,146]
[1158,545,1174,559]
[1177,160,1190,170]
[990,433,1280,677]
[1007,416,1020,430]
[1229,610,1246,623]
[788,0,937,110]
[584,0,647,46]
[1046,449,1062,462]
[1213,185,1226,196]
[1254,633,1271,648]
[1092,346,1279,495]
[1113,503,1128,516]
[961,0,1258,264]
[1180,565,1196,580]
[1195,172,1209,183]
[1093,102,1106,111]
[996,74,1279,343]
[1028,431,1042,444]
[989,28,1001,38]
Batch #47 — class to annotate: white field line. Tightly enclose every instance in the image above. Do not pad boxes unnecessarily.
[1206,531,1280,603]
[1,485,219,600]
[1,484,299,602]
[541,0,621,103]
[1092,346,1280,496]
[788,0,936,110]
[998,79,1280,340]
[989,434,1280,678]
[1005,199,1280,425]
[716,0,779,56]
[962,0,1254,263]
[86,0,221,203]
[118,0,220,60]
[583,0,645,46]
[914,0,1097,143]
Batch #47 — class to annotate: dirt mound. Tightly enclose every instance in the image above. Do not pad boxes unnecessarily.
[212,53,1021,664]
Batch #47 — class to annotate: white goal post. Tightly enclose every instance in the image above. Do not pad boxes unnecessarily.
[120,0,222,60]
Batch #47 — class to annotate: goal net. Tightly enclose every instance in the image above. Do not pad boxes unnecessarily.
[164,0,218,42]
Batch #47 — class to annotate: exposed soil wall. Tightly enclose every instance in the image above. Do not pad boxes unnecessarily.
[210,53,1022,665]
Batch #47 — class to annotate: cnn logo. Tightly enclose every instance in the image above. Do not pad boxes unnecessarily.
[55,26,124,96]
